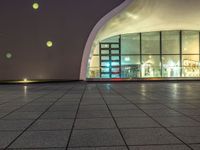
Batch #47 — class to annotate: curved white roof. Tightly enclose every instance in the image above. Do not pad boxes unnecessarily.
[95,0,200,42]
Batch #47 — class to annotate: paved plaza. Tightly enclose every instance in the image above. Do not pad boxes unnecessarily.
[0,82,200,150]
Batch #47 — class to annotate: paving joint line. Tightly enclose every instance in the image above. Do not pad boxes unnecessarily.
[4,86,75,150]
[65,84,87,150]
[97,84,130,150]
[110,85,194,150]
[0,86,60,120]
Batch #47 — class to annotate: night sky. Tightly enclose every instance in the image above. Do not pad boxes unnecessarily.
[0,0,124,80]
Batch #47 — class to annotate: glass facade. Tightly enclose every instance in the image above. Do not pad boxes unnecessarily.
[87,30,200,79]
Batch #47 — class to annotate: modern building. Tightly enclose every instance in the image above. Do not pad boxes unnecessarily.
[86,0,200,80]
[1,0,200,81]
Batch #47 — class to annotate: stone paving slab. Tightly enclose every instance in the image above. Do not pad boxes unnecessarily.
[115,117,161,128]
[129,145,190,150]
[0,82,200,149]
[68,147,128,150]
[168,127,200,143]
[69,129,125,147]
[9,130,70,148]
[191,144,200,150]
[3,112,42,120]
[29,119,74,131]
[0,120,32,131]
[153,116,200,127]
[0,131,20,149]
[121,128,182,145]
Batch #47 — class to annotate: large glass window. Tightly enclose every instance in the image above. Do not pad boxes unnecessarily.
[142,32,160,54]
[162,31,180,54]
[102,35,120,43]
[182,55,200,77]
[121,56,140,65]
[88,30,200,79]
[162,55,180,77]
[182,31,199,54]
[121,33,140,54]
[142,55,161,77]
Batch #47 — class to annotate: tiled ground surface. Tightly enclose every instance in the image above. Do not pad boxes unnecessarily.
[0,82,200,150]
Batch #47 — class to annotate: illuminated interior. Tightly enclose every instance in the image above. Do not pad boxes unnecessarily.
[86,0,200,79]
[88,31,200,79]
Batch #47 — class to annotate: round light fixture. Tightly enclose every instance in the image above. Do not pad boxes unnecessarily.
[6,53,12,59]
[46,41,53,48]
[32,2,39,10]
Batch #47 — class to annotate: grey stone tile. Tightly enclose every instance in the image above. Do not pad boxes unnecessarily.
[29,102,53,105]
[190,144,200,150]
[8,148,65,150]
[169,127,200,143]
[0,112,7,118]
[81,100,105,105]
[179,109,200,116]
[109,105,138,110]
[29,119,73,130]
[191,116,200,122]
[68,147,127,150]
[112,110,147,117]
[79,105,108,111]
[17,105,49,112]
[64,95,82,99]
[129,145,190,150]
[105,100,130,105]
[9,130,70,148]
[154,116,200,127]
[144,109,183,117]
[77,110,111,119]
[166,103,197,109]
[115,117,160,128]
[2,82,200,149]
[59,97,81,101]
[69,129,125,147]
[48,105,78,112]
[0,107,21,113]
[81,101,105,105]
[74,118,116,129]
[41,111,76,119]
[138,104,168,109]
[3,112,42,120]
[0,131,20,149]
[55,101,80,105]
[0,120,32,131]
[121,128,181,145]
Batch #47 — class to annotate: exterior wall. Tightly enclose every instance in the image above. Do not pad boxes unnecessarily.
[0,0,124,80]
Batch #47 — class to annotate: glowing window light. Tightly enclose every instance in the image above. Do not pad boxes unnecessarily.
[106,63,110,67]
[6,53,12,59]
[125,57,130,62]
[32,3,39,10]
[23,78,28,82]
[46,41,53,48]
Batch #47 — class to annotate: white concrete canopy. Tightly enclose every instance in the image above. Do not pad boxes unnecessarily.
[96,0,200,42]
